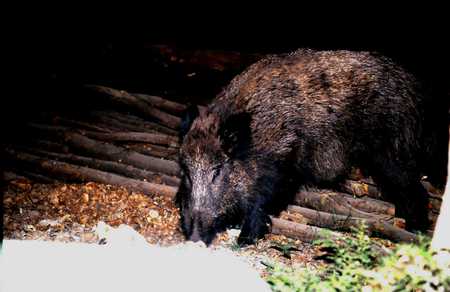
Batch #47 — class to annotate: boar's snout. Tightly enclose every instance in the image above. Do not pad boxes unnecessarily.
[186,211,218,245]
[188,224,201,242]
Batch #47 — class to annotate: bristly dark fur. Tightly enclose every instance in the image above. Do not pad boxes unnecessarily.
[176,49,448,245]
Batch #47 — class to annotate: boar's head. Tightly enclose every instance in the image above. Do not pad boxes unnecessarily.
[176,107,253,245]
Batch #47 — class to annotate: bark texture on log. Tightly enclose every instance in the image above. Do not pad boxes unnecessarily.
[5,149,177,198]
[341,192,395,216]
[83,131,179,148]
[286,205,417,243]
[30,139,69,153]
[270,217,340,243]
[88,114,154,133]
[88,111,178,136]
[64,132,180,176]
[125,143,179,160]
[99,111,178,136]
[19,170,61,184]
[341,179,381,199]
[24,124,181,176]
[343,178,443,202]
[86,85,181,129]
[294,189,395,222]
[133,93,187,115]
[2,171,26,182]
[29,149,180,187]
[28,123,68,135]
[53,117,113,133]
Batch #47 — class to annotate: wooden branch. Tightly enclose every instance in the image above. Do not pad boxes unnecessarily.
[24,124,180,176]
[83,131,179,148]
[52,116,113,133]
[19,170,61,184]
[341,179,382,199]
[342,178,443,223]
[270,217,340,243]
[29,149,180,187]
[342,178,443,202]
[2,170,52,184]
[348,167,374,182]
[85,85,181,129]
[271,216,391,256]
[2,171,27,182]
[87,114,154,133]
[133,93,187,115]
[421,180,444,200]
[88,111,171,134]
[30,139,69,153]
[5,149,177,198]
[27,123,67,135]
[428,197,442,213]
[98,111,178,136]
[286,205,417,243]
[340,192,395,216]
[294,189,395,221]
[64,132,180,176]
[125,143,179,160]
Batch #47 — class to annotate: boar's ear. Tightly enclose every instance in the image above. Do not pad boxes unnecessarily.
[180,105,199,138]
[219,112,252,158]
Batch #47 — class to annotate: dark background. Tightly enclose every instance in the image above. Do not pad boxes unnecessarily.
[5,14,449,140]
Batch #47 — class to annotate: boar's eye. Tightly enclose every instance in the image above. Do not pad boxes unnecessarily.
[211,165,222,182]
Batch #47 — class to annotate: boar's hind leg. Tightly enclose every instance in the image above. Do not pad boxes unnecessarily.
[370,157,429,232]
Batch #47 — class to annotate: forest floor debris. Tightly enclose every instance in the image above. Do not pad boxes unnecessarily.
[3,180,323,276]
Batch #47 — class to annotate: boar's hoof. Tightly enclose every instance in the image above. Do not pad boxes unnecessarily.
[237,233,259,246]
[237,216,270,246]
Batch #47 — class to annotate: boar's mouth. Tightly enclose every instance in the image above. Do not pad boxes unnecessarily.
[189,228,217,246]
[185,213,232,246]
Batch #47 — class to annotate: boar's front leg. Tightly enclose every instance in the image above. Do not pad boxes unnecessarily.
[237,203,271,246]
[237,159,296,245]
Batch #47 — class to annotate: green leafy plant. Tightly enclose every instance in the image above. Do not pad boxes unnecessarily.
[270,242,300,259]
[362,243,450,291]
[265,225,450,292]
[230,240,241,251]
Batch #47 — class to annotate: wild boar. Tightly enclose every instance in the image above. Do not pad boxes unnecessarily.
[177,49,446,245]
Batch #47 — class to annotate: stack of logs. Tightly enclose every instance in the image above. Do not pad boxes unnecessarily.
[2,85,443,244]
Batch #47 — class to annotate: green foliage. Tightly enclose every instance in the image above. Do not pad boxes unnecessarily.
[230,241,241,251]
[270,242,300,259]
[362,244,450,291]
[265,225,450,292]
[264,262,328,292]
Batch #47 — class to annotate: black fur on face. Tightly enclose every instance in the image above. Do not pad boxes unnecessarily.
[176,111,252,245]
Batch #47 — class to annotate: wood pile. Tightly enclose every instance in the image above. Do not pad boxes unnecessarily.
[2,85,443,244]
